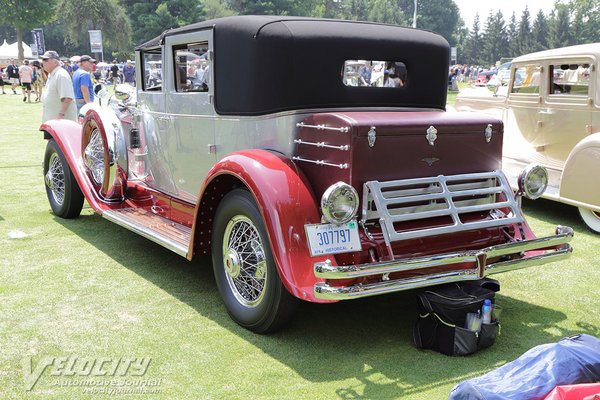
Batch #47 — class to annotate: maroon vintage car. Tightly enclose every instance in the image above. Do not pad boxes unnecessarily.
[41,16,573,333]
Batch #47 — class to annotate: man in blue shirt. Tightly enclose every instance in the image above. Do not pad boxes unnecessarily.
[72,55,95,113]
[123,60,135,86]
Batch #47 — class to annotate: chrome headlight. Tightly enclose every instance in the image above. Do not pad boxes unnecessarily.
[518,164,548,199]
[321,182,359,225]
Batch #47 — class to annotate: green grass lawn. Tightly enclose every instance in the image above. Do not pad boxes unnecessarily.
[1,92,599,399]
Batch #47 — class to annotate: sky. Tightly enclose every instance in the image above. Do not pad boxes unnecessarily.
[452,0,557,29]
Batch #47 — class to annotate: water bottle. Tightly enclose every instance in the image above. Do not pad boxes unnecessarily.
[481,299,492,324]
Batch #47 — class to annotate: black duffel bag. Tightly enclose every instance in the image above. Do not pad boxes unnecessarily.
[413,278,500,356]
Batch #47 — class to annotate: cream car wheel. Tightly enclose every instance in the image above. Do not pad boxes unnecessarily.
[578,207,600,234]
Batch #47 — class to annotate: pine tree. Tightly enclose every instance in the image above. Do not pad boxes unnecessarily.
[514,6,533,55]
[506,12,518,57]
[482,10,507,64]
[531,9,549,51]
[464,13,483,65]
[549,6,571,48]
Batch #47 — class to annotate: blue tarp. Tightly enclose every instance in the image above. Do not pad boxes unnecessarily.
[449,334,600,400]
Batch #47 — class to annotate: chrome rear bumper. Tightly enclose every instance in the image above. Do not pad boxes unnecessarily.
[314,226,573,300]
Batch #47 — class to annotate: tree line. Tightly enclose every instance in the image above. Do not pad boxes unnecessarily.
[0,0,597,63]
[460,1,600,66]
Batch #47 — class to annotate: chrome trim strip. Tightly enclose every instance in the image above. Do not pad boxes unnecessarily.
[484,225,573,259]
[314,226,573,280]
[315,253,478,279]
[293,139,349,151]
[292,156,349,169]
[484,247,572,275]
[102,210,189,257]
[296,122,349,133]
[315,268,481,300]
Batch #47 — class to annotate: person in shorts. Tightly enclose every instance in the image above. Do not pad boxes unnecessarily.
[0,67,6,94]
[6,59,20,94]
[19,60,34,103]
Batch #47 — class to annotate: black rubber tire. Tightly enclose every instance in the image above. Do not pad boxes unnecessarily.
[212,189,297,333]
[43,139,84,219]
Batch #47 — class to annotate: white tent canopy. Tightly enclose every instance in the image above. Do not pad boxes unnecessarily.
[0,40,34,59]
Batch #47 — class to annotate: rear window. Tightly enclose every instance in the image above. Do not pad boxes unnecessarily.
[549,63,590,96]
[342,60,407,88]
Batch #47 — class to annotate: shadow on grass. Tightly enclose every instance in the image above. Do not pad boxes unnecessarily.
[54,201,599,399]
[521,197,585,230]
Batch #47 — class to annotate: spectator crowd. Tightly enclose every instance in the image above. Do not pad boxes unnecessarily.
[0,54,135,108]
[1,52,136,123]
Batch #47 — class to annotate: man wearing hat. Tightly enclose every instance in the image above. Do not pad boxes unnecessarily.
[72,55,96,113]
[40,51,77,122]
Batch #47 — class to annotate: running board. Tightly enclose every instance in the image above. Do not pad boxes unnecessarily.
[102,208,191,257]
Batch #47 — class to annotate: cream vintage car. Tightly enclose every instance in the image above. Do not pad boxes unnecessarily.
[456,43,600,232]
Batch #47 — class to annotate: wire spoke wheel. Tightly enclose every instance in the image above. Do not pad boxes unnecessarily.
[84,128,105,186]
[212,189,297,332]
[45,152,66,206]
[43,139,84,219]
[222,215,267,307]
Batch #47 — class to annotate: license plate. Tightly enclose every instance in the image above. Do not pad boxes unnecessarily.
[305,220,362,256]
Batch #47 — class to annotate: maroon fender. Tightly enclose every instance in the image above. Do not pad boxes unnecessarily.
[193,150,337,303]
[40,119,108,213]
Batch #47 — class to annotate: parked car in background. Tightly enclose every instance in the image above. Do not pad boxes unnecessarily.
[486,62,512,86]
[40,16,573,333]
[456,43,600,232]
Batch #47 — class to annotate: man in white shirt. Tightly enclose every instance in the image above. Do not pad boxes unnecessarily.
[40,51,77,122]
[19,60,34,103]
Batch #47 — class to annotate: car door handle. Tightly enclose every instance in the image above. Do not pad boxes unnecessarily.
[538,109,554,115]
[156,115,172,121]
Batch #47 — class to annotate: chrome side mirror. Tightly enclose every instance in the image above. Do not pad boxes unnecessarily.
[94,83,108,98]
[115,84,135,102]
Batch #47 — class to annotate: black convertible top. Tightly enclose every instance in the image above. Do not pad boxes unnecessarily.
[137,16,450,115]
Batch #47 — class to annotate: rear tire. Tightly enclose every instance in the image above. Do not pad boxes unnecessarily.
[43,139,84,218]
[212,189,297,333]
[578,207,600,234]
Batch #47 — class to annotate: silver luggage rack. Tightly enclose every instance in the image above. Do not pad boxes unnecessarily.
[361,171,523,249]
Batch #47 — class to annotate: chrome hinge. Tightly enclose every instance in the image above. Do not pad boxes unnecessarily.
[485,124,493,143]
[368,126,376,147]
[426,126,438,146]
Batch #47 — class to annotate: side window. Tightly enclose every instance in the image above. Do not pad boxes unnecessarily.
[173,43,210,92]
[142,50,162,91]
[549,63,590,96]
[342,60,407,88]
[511,64,541,94]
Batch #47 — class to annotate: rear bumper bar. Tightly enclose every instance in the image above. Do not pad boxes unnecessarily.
[314,226,573,300]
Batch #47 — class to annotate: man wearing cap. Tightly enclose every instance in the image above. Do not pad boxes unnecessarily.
[72,55,95,113]
[40,51,77,122]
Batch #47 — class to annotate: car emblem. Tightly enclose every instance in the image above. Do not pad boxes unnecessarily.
[421,157,440,166]
[426,126,438,146]
[484,124,493,143]
[368,126,376,147]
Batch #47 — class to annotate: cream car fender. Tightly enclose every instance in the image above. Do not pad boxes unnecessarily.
[560,132,600,212]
